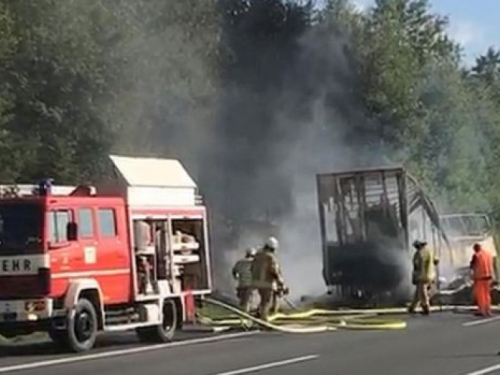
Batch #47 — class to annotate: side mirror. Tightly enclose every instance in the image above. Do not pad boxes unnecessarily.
[67,222,78,241]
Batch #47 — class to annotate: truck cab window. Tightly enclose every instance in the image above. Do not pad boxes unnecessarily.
[0,203,43,250]
[98,208,116,237]
[78,208,94,238]
[48,210,71,243]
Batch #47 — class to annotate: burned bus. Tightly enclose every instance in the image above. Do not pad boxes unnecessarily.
[316,166,451,306]
[436,214,499,296]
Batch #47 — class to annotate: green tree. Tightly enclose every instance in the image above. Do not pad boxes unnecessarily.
[104,0,221,175]
[0,2,20,182]
[467,48,500,219]
[318,0,497,216]
[359,0,456,148]
[0,0,122,183]
[472,47,500,86]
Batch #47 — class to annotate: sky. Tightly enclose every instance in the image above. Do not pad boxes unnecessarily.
[340,0,500,66]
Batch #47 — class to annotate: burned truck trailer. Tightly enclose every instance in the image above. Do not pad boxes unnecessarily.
[316,166,450,306]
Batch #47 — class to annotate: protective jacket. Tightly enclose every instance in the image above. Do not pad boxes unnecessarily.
[251,250,284,289]
[232,258,254,288]
[471,249,494,280]
[412,246,436,284]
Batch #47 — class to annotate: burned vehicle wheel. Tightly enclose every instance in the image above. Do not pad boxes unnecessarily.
[66,298,98,352]
[136,299,177,343]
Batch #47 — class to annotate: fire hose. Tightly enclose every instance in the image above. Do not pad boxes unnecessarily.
[197,296,500,333]
[197,297,408,333]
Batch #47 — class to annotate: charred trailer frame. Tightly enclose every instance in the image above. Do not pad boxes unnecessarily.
[316,166,450,307]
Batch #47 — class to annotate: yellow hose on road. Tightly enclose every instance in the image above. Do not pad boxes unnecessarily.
[200,298,335,333]
[296,305,455,315]
[198,296,500,334]
[200,297,408,333]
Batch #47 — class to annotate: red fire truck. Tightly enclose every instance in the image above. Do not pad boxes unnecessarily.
[0,155,212,352]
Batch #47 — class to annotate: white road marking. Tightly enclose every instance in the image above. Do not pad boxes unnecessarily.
[462,315,500,327]
[0,331,258,374]
[208,354,319,375]
[462,362,500,375]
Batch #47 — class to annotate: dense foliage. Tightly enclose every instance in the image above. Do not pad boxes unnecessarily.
[0,0,499,224]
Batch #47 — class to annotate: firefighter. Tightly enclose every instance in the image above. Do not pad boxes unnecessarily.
[251,236,286,321]
[408,240,436,315]
[470,243,495,317]
[232,247,256,313]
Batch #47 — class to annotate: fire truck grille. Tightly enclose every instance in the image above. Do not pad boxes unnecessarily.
[0,276,48,299]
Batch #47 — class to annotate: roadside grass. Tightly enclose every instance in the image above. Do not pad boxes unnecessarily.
[0,332,47,345]
[198,302,238,319]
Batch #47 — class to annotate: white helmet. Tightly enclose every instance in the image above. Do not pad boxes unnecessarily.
[265,236,279,250]
[245,247,256,258]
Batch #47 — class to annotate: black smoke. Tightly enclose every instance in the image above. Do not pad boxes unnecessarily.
[200,0,384,296]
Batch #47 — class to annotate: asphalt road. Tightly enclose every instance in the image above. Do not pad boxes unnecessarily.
[2,312,500,375]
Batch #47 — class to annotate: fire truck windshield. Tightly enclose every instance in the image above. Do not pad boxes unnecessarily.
[0,203,43,252]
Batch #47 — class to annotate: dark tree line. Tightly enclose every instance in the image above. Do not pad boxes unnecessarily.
[0,0,499,239]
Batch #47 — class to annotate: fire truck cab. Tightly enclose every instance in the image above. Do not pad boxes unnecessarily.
[0,155,212,352]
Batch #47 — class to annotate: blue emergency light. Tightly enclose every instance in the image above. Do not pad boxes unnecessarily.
[37,178,54,196]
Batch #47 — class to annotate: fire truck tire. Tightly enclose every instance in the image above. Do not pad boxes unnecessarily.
[65,298,98,352]
[136,299,177,343]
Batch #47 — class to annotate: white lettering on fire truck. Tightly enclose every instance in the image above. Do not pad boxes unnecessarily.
[0,255,49,276]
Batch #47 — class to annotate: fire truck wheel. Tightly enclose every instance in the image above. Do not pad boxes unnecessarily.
[135,299,177,343]
[155,299,177,342]
[65,298,98,352]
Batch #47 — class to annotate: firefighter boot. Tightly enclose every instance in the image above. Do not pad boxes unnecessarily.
[421,305,430,316]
